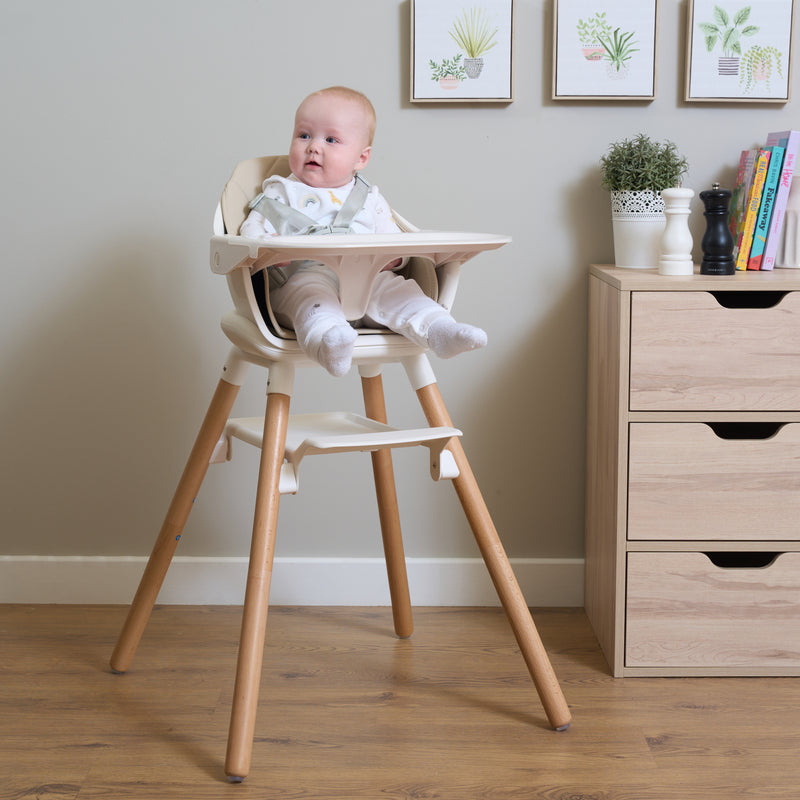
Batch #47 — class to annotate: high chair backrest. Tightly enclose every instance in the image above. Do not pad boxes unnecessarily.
[221,156,292,235]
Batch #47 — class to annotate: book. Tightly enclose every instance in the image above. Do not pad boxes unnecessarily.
[761,130,800,270]
[747,145,785,270]
[735,148,771,270]
[729,149,758,255]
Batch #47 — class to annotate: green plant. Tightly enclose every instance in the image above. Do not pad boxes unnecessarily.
[698,5,759,57]
[600,134,689,192]
[449,6,498,58]
[429,54,467,82]
[598,27,639,72]
[576,10,613,45]
[739,44,783,92]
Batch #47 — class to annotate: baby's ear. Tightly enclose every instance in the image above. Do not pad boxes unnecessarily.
[356,146,372,170]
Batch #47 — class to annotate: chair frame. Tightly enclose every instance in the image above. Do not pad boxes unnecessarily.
[110,158,571,781]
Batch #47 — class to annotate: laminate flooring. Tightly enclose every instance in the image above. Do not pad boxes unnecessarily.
[2,604,798,799]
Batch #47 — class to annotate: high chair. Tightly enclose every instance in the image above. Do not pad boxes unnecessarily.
[110,155,571,782]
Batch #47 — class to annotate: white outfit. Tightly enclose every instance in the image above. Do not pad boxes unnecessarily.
[239,174,452,363]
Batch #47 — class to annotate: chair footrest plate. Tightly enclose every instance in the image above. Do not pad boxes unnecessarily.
[210,412,461,492]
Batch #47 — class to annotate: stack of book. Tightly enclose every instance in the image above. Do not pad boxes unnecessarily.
[729,130,799,271]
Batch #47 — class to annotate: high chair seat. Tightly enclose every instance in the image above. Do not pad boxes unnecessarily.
[110,156,571,782]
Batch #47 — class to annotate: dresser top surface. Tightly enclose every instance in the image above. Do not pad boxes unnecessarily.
[590,264,800,292]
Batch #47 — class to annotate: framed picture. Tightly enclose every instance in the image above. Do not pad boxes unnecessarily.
[552,0,658,100]
[411,0,514,103]
[685,0,795,102]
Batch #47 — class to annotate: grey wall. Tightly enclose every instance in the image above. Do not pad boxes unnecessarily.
[2,0,797,563]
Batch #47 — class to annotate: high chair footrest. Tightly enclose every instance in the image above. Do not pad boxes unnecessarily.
[212,412,461,492]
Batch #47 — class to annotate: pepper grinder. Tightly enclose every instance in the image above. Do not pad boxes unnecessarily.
[659,187,695,275]
[699,182,735,275]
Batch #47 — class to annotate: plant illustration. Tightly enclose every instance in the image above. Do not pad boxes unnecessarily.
[598,27,639,72]
[449,6,498,58]
[698,5,759,57]
[600,134,688,193]
[576,11,613,45]
[429,54,467,82]
[739,44,783,93]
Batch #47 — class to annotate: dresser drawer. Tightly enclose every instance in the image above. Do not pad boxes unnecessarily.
[629,290,800,411]
[628,422,800,541]
[626,551,800,668]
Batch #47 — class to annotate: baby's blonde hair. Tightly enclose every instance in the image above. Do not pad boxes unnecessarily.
[304,86,377,145]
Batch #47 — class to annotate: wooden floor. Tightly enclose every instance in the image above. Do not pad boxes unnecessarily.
[3,605,800,799]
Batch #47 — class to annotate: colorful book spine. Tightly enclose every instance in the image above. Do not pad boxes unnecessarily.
[762,130,800,270]
[748,146,785,270]
[736,148,771,271]
[729,149,757,256]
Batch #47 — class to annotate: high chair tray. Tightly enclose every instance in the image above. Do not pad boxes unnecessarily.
[210,231,511,275]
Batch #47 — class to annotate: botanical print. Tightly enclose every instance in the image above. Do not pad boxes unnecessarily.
[412,0,513,101]
[687,0,794,100]
[553,1,657,98]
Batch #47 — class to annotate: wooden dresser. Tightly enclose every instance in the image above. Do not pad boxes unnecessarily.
[585,264,800,676]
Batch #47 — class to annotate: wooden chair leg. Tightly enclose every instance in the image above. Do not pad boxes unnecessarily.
[110,376,241,674]
[361,372,414,639]
[415,382,572,731]
[224,390,291,782]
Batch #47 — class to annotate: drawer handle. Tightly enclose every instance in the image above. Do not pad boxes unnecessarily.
[705,552,780,569]
[707,422,785,440]
[709,290,788,309]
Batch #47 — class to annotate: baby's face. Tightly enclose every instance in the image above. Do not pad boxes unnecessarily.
[289,93,372,188]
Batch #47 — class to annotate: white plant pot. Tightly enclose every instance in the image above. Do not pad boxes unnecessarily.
[610,190,666,269]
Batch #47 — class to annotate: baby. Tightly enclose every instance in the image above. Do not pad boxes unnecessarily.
[240,86,486,376]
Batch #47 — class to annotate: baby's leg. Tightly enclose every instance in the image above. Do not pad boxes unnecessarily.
[363,272,486,358]
[270,264,357,376]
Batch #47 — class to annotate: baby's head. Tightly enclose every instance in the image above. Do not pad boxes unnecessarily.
[289,86,376,189]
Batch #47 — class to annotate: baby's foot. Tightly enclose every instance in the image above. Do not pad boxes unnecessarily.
[427,318,487,359]
[317,324,358,376]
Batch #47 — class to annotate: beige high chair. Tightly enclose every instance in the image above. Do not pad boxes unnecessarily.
[110,156,571,782]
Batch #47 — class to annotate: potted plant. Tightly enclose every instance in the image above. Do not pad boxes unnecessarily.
[600,134,689,268]
[449,6,498,79]
[576,11,613,61]
[739,44,783,93]
[598,27,639,79]
[429,54,468,89]
[698,5,759,76]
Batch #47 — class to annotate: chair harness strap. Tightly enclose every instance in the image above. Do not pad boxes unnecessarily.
[249,174,371,236]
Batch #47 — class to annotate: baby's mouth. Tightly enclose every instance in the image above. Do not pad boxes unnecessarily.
[306,159,321,168]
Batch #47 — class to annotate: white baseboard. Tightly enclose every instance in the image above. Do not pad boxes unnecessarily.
[0,555,584,606]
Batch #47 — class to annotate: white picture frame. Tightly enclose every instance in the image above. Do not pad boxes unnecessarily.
[552,0,658,100]
[411,0,514,103]
[685,0,795,102]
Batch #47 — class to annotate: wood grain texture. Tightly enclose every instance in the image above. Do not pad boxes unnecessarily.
[629,291,800,411]
[626,552,800,668]
[4,604,800,798]
[628,422,800,540]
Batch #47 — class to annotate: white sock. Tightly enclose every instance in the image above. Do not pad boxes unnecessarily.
[317,324,358,377]
[426,317,487,359]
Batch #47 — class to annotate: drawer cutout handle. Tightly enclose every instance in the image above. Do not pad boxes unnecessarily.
[707,422,785,440]
[704,552,780,569]
[709,290,788,309]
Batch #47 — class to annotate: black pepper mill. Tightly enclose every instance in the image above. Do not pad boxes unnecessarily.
[699,182,735,275]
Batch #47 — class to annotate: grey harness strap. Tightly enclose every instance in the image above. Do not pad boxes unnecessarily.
[248,174,371,236]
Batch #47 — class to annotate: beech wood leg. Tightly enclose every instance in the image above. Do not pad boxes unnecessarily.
[415,382,572,731]
[110,376,241,674]
[224,390,291,782]
[361,373,414,639]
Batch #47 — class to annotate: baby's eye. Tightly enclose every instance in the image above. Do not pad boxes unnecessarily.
[298,132,310,140]
[325,136,338,144]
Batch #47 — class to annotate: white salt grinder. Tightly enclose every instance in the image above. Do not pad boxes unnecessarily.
[658,187,695,275]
